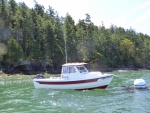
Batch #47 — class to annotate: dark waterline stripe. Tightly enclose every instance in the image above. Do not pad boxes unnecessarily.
[36,78,100,85]
[134,84,146,86]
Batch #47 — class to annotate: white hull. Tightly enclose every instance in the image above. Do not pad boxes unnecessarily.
[33,62,114,90]
[33,74,114,90]
[134,79,147,89]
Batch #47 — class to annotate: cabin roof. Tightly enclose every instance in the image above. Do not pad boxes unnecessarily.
[62,62,88,66]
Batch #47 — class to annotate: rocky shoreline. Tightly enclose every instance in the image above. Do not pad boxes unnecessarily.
[0,66,149,76]
[0,61,150,75]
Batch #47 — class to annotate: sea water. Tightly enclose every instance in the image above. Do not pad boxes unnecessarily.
[0,70,150,113]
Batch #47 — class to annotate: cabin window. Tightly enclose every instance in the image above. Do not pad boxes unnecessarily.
[77,66,87,73]
[62,66,76,73]
[62,66,68,73]
[69,66,76,73]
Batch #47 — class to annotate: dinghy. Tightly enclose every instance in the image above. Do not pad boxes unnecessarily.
[134,79,147,89]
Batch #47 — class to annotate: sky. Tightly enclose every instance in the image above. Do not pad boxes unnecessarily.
[15,0,150,36]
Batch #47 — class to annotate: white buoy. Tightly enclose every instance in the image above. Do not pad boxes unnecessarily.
[134,79,147,89]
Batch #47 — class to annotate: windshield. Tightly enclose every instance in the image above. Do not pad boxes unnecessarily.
[77,66,87,73]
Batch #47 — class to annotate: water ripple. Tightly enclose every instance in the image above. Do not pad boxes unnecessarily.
[0,71,150,113]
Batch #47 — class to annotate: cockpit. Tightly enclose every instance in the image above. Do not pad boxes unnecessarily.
[62,64,89,74]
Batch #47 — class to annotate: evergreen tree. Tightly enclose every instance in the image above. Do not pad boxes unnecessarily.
[0,0,150,71]
[63,14,77,62]
[4,37,23,63]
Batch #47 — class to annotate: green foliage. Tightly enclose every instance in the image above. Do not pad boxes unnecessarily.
[0,56,3,62]
[0,0,150,69]
[120,39,135,66]
[4,38,23,63]
[120,39,134,57]
[64,14,77,62]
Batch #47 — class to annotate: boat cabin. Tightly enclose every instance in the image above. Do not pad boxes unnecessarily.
[61,63,89,78]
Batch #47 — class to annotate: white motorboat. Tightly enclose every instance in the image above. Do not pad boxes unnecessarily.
[134,79,147,89]
[33,62,114,90]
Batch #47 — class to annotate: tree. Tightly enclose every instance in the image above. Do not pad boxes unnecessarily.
[4,38,23,63]
[85,13,91,23]
[0,0,9,27]
[18,2,34,60]
[31,8,45,60]
[0,43,7,62]
[120,39,135,66]
[63,14,77,62]
[8,0,19,28]
[0,0,150,71]
[34,2,45,17]
[76,19,87,61]
[52,15,64,65]
[76,14,96,63]
[30,39,41,60]
[0,0,6,16]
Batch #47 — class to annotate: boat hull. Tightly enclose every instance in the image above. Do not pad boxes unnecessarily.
[33,74,114,90]
[134,79,147,89]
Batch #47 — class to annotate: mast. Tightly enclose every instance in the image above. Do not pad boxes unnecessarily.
[64,37,67,63]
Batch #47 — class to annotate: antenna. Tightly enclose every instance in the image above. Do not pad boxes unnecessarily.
[64,37,67,63]
[63,25,67,63]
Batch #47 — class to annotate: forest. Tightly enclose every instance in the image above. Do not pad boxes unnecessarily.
[0,0,150,74]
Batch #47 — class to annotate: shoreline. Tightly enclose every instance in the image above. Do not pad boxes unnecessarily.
[112,68,150,72]
[0,68,150,77]
[103,67,150,72]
